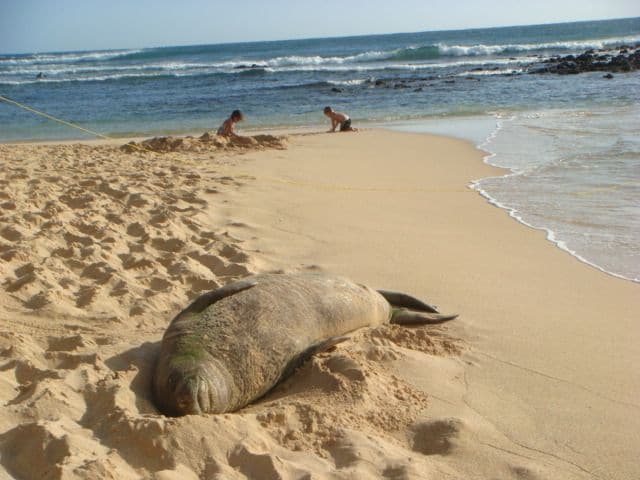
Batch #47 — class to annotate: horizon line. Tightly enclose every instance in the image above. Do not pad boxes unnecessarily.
[2,15,638,56]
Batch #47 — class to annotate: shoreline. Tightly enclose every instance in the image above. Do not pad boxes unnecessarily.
[6,120,635,286]
[471,129,640,285]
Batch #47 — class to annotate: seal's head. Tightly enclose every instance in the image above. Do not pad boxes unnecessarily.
[154,360,230,416]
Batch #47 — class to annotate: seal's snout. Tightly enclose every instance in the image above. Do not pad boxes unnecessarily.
[171,375,212,415]
[165,371,227,416]
[174,385,199,415]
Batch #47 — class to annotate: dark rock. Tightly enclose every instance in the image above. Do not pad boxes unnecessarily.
[603,73,614,79]
[330,87,342,93]
[413,87,423,92]
[528,66,550,74]
[527,46,640,75]
[576,53,593,63]
[557,61,579,74]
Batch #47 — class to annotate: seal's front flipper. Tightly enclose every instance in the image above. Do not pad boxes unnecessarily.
[183,279,258,315]
[280,336,350,382]
[377,290,439,313]
[307,335,350,355]
[391,308,458,325]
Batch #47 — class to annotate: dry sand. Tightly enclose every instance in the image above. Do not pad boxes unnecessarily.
[0,130,638,479]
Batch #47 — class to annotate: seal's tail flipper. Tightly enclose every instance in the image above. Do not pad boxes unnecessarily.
[391,309,458,325]
[377,290,439,313]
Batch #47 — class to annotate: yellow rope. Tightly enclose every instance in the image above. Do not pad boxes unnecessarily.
[0,94,157,154]
[0,94,473,193]
[2,94,630,197]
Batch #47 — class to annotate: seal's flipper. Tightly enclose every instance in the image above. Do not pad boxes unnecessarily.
[183,279,258,315]
[377,290,439,313]
[276,335,350,389]
[391,309,458,325]
[306,335,350,355]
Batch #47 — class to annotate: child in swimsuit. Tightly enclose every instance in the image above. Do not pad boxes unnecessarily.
[217,110,244,137]
[323,106,356,132]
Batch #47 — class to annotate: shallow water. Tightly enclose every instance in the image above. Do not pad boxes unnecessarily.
[390,106,640,283]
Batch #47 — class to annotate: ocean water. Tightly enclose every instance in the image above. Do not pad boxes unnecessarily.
[1,17,639,281]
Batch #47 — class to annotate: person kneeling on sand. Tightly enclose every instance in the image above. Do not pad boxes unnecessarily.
[217,109,244,137]
[324,106,356,132]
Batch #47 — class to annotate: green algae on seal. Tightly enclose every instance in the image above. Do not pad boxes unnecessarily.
[152,273,457,416]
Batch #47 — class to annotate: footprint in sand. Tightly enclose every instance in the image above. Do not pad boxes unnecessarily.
[73,222,106,240]
[219,244,250,263]
[149,277,172,292]
[177,191,208,206]
[59,193,95,209]
[98,181,128,200]
[149,211,171,227]
[151,237,185,253]
[105,213,125,225]
[185,276,220,298]
[75,285,97,308]
[0,244,18,262]
[80,262,114,284]
[109,280,129,298]
[1,225,23,242]
[119,254,155,271]
[4,263,36,293]
[24,291,50,309]
[187,252,250,277]
[126,193,149,208]
[410,418,465,456]
[63,232,94,248]
[52,247,75,259]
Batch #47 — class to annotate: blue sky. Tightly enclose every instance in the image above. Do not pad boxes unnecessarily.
[2,0,639,53]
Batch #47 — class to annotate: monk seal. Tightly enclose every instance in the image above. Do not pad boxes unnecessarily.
[153,273,457,416]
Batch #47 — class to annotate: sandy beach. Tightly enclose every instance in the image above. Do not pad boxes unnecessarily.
[0,130,638,479]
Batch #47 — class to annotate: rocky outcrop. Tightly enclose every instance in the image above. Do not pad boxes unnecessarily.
[528,45,640,75]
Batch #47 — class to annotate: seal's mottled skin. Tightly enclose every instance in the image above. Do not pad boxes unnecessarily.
[153,273,455,416]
